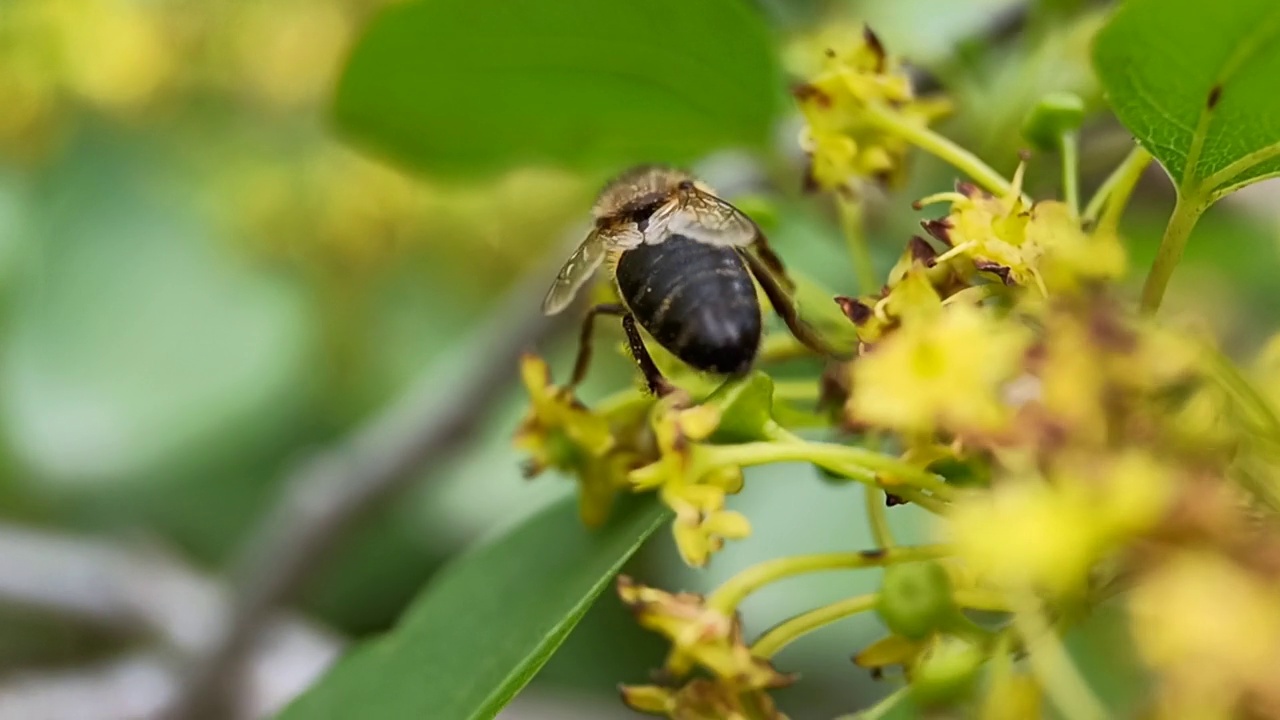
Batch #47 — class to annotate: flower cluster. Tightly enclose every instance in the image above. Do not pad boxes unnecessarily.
[515,25,1280,720]
[790,25,950,192]
[616,577,793,720]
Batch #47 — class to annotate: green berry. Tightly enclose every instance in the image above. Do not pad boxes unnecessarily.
[876,561,957,640]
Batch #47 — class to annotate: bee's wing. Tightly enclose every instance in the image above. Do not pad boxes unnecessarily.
[541,226,641,315]
[646,188,758,248]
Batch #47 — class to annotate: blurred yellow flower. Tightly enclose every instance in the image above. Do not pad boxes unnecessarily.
[231,0,352,110]
[949,451,1171,594]
[55,0,175,114]
[792,25,950,191]
[514,353,630,526]
[1130,552,1280,719]
[849,274,1030,437]
[1026,202,1127,292]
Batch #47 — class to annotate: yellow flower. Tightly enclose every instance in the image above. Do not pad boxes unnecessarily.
[621,679,788,720]
[792,25,950,191]
[617,577,794,691]
[1021,310,1108,448]
[629,400,751,566]
[836,238,969,346]
[514,353,630,526]
[918,171,1039,291]
[919,173,1126,295]
[849,273,1030,437]
[948,451,1171,594]
[1026,202,1127,292]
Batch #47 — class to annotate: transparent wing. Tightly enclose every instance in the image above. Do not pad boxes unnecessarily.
[646,187,759,247]
[541,226,642,315]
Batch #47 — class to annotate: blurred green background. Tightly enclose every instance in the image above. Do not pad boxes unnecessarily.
[0,0,1276,718]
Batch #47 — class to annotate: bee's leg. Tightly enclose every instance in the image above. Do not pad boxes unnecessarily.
[567,303,627,390]
[742,249,839,357]
[752,234,793,290]
[621,314,679,397]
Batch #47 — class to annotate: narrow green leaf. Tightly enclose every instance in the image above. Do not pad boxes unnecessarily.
[277,496,669,720]
[1094,0,1280,200]
[334,0,781,178]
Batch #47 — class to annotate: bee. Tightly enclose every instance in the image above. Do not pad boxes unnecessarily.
[542,165,834,396]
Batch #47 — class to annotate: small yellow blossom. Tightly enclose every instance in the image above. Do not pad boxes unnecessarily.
[630,400,750,566]
[617,577,793,691]
[1025,202,1127,291]
[849,274,1031,437]
[836,238,972,353]
[919,174,1126,295]
[917,172,1039,291]
[792,25,950,191]
[621,678,788,720]
[514,353,631,526]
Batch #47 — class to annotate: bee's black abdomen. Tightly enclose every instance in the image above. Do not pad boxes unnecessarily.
[615,235,761,375]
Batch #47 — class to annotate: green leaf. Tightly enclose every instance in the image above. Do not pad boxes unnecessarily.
[1094,0,1280,201]
[277,496,669,720]
[334,0,781,178]
[706,372,775,443]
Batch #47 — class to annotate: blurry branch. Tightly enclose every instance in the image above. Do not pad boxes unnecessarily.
[162,246,576,719]
[0,524,342,720]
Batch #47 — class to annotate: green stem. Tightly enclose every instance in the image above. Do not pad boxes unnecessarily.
[1061,131,1080,220]
[1083,146,1152,230]
[751,594,878,658]
[863,103,1015,199]
[1010,592,1107,720]
[838,196,878,292]
[1139,193,1207,314]
[706,545,951,613]
[865,485,894,548]
[771,379,821,404]
[953,586,1012,613]
[837,687,909,720]
[758,334,815,363]
[981,632,1018,717]
[712,441,956,500]
[1203,141,1280,198]
[861,433,895,548]
[1201,342,1280,439]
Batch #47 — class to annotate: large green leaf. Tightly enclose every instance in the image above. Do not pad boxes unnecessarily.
[334,0,781,178]
[277,495,669,720]
[1094,0,1280,201]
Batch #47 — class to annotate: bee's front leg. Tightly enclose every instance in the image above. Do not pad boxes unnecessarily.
[620,315,680,398]
[566,303,627,390]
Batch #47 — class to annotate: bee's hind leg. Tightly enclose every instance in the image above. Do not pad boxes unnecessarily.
[567,303,627,390]
[621,315,680,397]
[742,250,839,357]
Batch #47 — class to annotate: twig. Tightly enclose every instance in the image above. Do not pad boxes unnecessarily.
[159,248,574,719]
[0,524,343,720]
